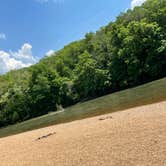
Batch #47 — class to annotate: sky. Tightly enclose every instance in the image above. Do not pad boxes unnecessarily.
[0,0,146,74]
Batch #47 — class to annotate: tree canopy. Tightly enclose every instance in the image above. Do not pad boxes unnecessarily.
[0,0,166,127]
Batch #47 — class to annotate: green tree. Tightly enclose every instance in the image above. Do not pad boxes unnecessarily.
[28,65,62,117]
[12,111,20,123]
[73,51,111,99]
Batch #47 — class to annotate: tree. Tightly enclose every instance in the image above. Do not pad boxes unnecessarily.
[73,51,111,99]
[12,111,20,123]
[109,20,166,89]
[28,65,62,117]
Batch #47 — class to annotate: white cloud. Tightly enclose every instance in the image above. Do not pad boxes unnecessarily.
[0,43,37,74]
[131,0,146,9]
[46,50,55,57]
[0,33,6,40]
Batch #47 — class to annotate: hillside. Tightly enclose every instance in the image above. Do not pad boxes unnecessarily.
[0,0,166,127]
[0,101,166,166]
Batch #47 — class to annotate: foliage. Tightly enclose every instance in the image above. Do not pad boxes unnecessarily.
[0,0,166,127]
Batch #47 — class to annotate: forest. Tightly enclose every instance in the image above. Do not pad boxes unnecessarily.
[0,0,165,127]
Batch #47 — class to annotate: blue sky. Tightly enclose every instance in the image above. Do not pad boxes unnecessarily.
[0,0,146,74]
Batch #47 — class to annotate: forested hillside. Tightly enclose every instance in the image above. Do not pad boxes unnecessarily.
[0,0,166,127]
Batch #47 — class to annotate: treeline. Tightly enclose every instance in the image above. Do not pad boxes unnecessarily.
[0,0,166,127]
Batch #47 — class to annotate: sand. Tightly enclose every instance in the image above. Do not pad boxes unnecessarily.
[0,101,166,166]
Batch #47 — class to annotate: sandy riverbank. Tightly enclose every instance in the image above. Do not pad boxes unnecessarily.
[0,101,166,166]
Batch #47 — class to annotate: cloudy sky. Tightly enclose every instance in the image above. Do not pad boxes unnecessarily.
[0,0,146,74]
